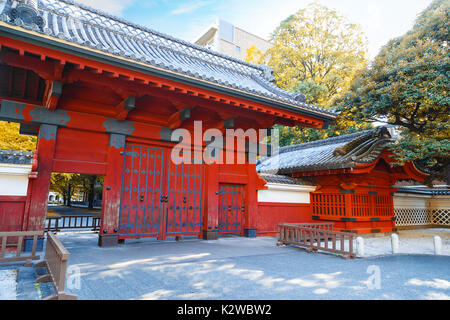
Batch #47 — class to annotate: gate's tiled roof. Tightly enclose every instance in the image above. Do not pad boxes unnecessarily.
[257,127,393,174]
[0,149,33,164]
[0,0,336,120]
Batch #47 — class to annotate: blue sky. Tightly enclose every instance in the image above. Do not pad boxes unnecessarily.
[76,0,433,59]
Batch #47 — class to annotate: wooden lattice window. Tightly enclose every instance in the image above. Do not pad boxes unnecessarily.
[432,209,450,226]
[313,192,395,219]
[394,208,449,226]
[351,194,370,217]
[395,208,433,226]
[312,193,345,217]
[373,195,393,217]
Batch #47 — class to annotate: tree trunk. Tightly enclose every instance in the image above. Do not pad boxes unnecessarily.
[447,164,450,186]
[88,176,96,209]
[67,184,72,207]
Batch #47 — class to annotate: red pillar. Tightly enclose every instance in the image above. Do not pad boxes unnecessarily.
[98,134,125,247]
[25,124,57,232]
[244,163,258,237]
[203,163,219,240]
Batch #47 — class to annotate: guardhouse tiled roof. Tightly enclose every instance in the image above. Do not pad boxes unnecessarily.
[258,173,315,186]
[257,127,394,174]
[0,149,33,164]
[0,0,336,120]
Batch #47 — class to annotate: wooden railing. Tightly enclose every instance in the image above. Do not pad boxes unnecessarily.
[281,223,335,231]
[0,231,43,265]
[34,232,77,300]
[45,215,100,232]
[278,223,356,259]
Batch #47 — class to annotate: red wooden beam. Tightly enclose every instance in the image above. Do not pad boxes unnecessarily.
[115,96,135,121]
[167,108,191,130]
[44,80,63,111]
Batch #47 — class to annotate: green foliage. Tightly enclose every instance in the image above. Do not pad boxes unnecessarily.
[247,2,371,147]
[50,173,73,205]
[263,2,369,108]
[337,0,450,184]
[50,173,103,207]
[245,45,264,65]
[276,120,373,147]
[292,81,329,107]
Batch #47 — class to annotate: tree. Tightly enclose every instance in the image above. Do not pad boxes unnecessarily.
[246,2,371,147]
[50,173,73,206]
[0,121,36,151]
[336,0,450,184]
[262,2,368,108]
[245,45,264,65]
[275,119,373,147]
[72,174,103,209]
[50,173,103,208]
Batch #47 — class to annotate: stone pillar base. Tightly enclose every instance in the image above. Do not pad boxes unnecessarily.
[244,229,257,238]
[202,230,218,240]
[98,234,119,247]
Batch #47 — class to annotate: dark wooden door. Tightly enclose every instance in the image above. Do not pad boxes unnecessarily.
[218,184,244,234]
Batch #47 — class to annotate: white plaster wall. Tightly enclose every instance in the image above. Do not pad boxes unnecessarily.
[394,193,430,209]
[430,196,450,210]
[258,184,316,204]
[0,163,32,196]
[233,27,273,60]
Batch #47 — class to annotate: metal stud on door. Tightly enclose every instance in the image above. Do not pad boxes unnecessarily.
[218,185,244,234]
[118,145,164,237]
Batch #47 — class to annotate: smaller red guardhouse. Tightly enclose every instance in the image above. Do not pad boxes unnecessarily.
[257,127,429,234]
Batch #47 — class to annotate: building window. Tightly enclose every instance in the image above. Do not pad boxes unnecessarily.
[236,46,241,54]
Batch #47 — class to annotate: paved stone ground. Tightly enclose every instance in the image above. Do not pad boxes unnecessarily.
[55,231,450,300]
[47,205,101,217]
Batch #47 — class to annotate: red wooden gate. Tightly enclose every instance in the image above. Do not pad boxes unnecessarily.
[118,145,203,240]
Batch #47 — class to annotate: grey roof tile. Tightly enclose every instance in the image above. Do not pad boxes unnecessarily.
[395,187,450,196]
[0,149,33,164]
[258,173,315,186]
[0,0,336,119]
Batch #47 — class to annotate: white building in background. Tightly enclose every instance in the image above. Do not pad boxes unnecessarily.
[48,192,63,204]
[194,19,273,61]
[0,150,33,196]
